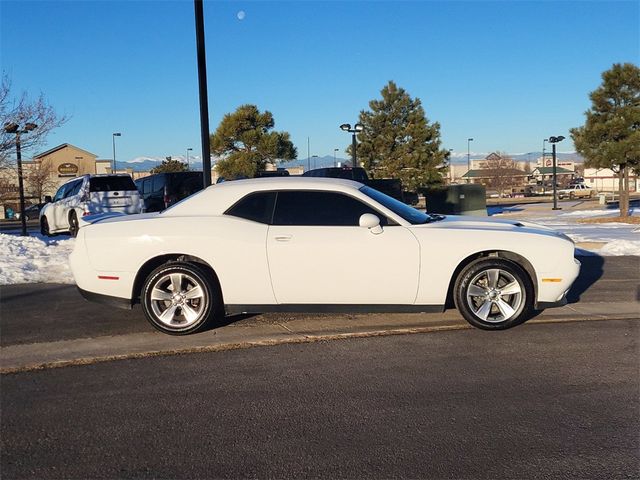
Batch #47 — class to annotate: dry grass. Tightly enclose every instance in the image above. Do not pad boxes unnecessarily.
[578,216,640,225]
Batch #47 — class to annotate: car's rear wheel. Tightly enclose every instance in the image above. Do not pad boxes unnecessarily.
[141,262,217,335]
[454,258,534,330]
[68,211,79,237]
[40,216,51,236]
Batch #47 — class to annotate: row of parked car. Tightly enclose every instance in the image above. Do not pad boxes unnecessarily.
[38,172,204,237]
[38,166,423,237]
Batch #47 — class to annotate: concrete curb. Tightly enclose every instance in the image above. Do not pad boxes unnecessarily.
[1,301,638,374]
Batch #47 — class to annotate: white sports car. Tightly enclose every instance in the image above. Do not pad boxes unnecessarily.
[70,178,580,335]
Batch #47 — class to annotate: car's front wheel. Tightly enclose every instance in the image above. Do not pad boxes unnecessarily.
[141,262,218,335]
[454,258,534,330]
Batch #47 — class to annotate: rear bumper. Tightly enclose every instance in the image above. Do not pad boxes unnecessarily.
[77,287,132,310]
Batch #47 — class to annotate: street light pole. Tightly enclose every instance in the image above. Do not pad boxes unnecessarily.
[4,122,37,236]
[186,147,193,170]
[194,0,212,187]
[112,132,121,173]
[339,123,364,176]
[548,135,565,210]
[467,138,474,183]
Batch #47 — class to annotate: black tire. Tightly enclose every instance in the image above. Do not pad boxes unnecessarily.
[68,211,79,238]
[40,216,51,236]
[141,262,218,335]
[454,258,534,330]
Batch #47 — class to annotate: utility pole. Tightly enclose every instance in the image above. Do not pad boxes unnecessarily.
[194,0,212,187]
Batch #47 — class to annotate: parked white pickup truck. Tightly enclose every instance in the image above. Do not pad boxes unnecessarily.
[558,184,594,199]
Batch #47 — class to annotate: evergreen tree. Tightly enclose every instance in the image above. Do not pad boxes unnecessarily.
[210,105,296,179]
[349,81,448,191]
[150,156,188,174]
[570,63,640,217]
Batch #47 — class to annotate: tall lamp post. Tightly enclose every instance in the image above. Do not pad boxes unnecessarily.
[186,147,193,169]
[4,122,38,236]
[333,148,339,167]
[112,132,121,173]
[467,138,474,183]
[339,123,364,173]
[548,135,565,210]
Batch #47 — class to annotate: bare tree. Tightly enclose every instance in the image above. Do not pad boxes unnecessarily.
[483,152,520,196]
[0,73,68,168]
[25,159,56,203]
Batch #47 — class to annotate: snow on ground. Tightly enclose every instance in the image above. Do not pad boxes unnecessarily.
[489,203,640,256]
[0,233,75,285]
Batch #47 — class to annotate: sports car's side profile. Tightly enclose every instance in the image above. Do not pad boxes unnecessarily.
[70,177,580,335]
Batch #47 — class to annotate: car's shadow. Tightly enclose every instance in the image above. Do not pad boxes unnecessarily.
[567,254,604,304]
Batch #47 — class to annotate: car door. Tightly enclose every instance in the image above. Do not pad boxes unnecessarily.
[266,190,420,305]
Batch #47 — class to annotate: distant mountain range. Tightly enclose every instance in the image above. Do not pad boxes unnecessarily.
[119,152,583,172]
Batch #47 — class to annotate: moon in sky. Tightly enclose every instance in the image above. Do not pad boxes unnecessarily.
[237,10,246,20]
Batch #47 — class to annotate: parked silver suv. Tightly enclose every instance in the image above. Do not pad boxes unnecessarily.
[40,174,142,237]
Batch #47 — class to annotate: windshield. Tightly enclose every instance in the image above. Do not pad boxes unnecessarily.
[360,186,440,225]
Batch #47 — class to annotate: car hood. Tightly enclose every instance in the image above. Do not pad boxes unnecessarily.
[414,214,570,239]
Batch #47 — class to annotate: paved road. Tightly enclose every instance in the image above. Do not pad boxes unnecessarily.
[2,320,638,479]
[1,255,638,347]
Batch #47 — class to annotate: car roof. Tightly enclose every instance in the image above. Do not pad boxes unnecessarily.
[163,177,365,217]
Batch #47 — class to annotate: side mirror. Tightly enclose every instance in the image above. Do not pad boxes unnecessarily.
[44,195,52,203]
[359,213,383,235]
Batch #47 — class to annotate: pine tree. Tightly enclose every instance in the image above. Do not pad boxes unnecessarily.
[349,81,448,191]
[150,156,188,174]
[210,105,296,179]
[570,63,640,217]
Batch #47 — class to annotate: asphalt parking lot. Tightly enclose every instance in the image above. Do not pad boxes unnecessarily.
[2,319,638,479]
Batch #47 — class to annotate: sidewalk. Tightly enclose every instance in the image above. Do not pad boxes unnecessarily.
[2,301,638,374]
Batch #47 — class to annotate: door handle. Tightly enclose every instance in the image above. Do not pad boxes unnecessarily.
[274,235,292,242]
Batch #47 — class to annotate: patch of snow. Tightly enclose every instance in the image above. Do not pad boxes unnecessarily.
[487,201,639,255]
[0,233,75,285]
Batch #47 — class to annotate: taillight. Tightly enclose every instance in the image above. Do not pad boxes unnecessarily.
[164,195,177,208]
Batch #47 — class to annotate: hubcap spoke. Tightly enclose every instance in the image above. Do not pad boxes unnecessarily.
[495,299,516,319]
[184,285,204,300]
[475,299,493,321]
[486,269,500,289]
[170,273,183,293]
[159,305,179,324]
[182,303,200,323]
[500,281,521,296]
[467,285,487,297]
[151,287,172,301]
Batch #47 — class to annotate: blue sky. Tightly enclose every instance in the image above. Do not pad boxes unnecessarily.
[1,0,638,164]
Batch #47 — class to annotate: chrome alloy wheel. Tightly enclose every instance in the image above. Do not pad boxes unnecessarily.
[148,272,206,328]
[465,268,523,323]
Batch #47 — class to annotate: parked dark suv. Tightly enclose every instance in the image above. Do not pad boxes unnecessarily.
[135,172,203,212]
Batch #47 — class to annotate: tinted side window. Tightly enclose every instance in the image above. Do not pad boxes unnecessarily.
[152,175,165,194]
[142,179,151,194]
[65,180,83,198]
[273,191,386,226]
[53,184,68,202]
[225,192,276,224]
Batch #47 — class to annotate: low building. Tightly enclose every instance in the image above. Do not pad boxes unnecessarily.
[530,166,575,185]
[583,168,638,192]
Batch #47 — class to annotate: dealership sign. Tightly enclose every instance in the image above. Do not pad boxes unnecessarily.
[58,163,79,176]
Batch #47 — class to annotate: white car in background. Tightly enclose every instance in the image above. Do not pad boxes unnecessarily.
[40,174,142,237]
[70,178,580,335]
